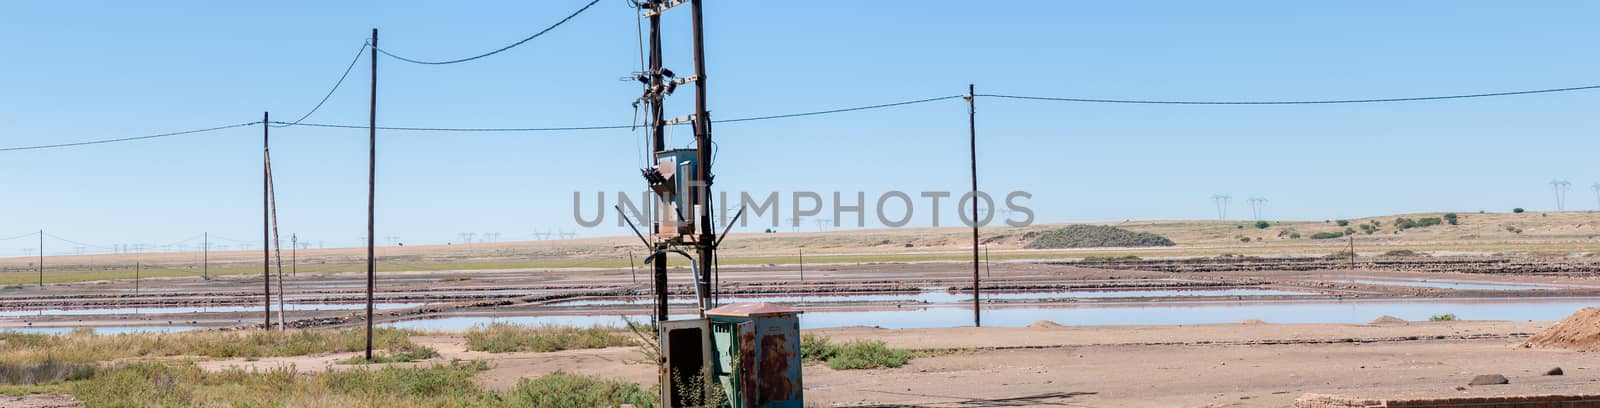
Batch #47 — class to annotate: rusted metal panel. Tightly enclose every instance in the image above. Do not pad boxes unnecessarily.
[710,303,802,407]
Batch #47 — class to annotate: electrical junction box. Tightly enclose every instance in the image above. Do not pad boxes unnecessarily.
[707,303,803,408]
[654,148,699,241]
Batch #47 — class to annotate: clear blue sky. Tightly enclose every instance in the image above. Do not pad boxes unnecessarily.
[3,1,1598,256]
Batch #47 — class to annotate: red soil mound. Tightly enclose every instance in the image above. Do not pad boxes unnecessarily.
[1524,307,1600,351]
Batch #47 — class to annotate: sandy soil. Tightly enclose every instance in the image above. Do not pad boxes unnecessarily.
[177,321,1600,407]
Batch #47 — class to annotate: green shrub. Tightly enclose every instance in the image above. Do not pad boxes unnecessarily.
[337,346,439,365]
[1289,232,1301,239]
[464,323,634,353]
[1429,313,1457,322]
[827,340,912,370]
[1506,226,1523,234]
[1513,208,1525,213]
[1335,220,1350,227]
[1024,225,1174,249]
[1443,213,1458,225]
[1310,232,1344,240]
[506,370,655,408]
[1239,237,1251,243]
[800,334,836,364]
[1254,221,1270,229]
[1417,217,1442,227]
[1358,224,1378,235]
[801,336,912,370]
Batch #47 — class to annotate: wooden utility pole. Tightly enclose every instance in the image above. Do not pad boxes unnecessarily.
[262,112,272,330]
[647,4,668,324]
[37,230,43,287]
[365,28,378,361]
[690,0,716,316]
[967,84,980,327]
[291,234,297,277]
[628,250,636,284]
[202,232,208,280]
[1348,235,1356,270]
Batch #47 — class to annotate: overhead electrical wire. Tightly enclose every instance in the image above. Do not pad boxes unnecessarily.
[375,0,601,65]
[7,83,1600,151]
[976,84,1600,105]
[44,233,116,251]
[273,42,370,128]
[0,232,39,241]
[0,122,261,152]
[273,95,965,132]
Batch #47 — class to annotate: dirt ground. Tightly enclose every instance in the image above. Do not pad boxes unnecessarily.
[171,320,1595,407]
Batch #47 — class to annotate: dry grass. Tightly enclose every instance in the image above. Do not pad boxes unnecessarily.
[0,328,419,366]
[463,323,636,353]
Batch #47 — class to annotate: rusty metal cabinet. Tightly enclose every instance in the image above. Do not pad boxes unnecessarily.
[707,303,803,408]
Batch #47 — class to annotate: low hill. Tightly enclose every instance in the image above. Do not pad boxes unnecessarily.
[1023,225,1175,249]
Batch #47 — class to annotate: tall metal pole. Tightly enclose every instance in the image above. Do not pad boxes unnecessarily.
[628,250,636,284]
[365,28,379,361]
[648,6,669,325]
[263,112,272,330]
[38,230,43,287]
[690,0,715,314]
[202,232,208,280]
[291,234,297,277]
[967,84,980,327]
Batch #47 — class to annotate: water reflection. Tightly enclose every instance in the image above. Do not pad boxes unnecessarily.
[384,298,1600,330]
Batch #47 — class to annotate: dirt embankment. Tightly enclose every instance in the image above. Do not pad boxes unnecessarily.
[1524,307,1600,351]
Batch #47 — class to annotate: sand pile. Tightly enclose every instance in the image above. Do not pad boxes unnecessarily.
[1027,320,1067,328]
[1369,315,1408,325]
[1523,307,1600,351]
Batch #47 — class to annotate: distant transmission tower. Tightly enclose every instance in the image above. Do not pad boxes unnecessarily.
[1247,197,1268,220]
[1551,180,1571,211]
[1592,183,1600,211]
[1210,194,1232,220]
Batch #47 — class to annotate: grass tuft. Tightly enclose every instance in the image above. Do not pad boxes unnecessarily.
[800,335,913,370]
[464,323,635,353]
[0,328,420,366]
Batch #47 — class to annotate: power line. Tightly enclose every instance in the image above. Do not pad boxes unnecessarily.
[0,122,260,152]
[273,42,370,128]
[273,95,962,132]
[0,232,38,241]
[42,233,114,251]
[375,0,601,65]
[976,84,1600,105]
[715,95,964,123]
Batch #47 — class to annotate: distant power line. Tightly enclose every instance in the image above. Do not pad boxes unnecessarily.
[375,0,601,65]
[976,84,1600,105]
[8,82,1600,152]
[0,122,259,152]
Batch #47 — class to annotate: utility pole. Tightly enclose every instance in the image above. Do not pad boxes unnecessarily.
[628,250,636,284]
[263,112,272,330]
[365,28,379,361]
[1592,183,1600,211]
[135,261,140,293]
[690,0,717,314]
[291,234,297,277]
[646,2,669,325]
[38,230,44,288]
[1552,180,1572,211]
[966,83,980,327]
[202,232,208,280]
[1348,235,1356,270]
[1211,195,1232,220]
